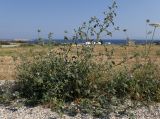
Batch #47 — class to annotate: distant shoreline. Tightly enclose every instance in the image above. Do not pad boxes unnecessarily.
[28,39,160,45]
[1,39,160,45]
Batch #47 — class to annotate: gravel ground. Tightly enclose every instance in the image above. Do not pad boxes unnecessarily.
[0,102,160,119]
[0,105,94,119]
[108,103,160,119]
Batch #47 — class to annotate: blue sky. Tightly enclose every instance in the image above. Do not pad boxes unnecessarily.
[0,0,160,40]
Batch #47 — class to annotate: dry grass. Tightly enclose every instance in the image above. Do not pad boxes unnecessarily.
[0,44,160,80]
[0,56,16,80]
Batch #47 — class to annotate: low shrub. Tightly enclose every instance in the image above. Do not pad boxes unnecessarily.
[16,52,97,105]
[104,63,160,102]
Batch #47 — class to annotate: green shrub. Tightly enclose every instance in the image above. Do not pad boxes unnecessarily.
[132,63,160,101]
[16,52,97,105]
[105,72,131,98]
[104,63,160,102]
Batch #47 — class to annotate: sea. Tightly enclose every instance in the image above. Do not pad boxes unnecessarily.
[28,39,160,45]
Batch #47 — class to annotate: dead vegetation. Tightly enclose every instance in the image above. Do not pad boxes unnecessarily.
[0,44,159,80]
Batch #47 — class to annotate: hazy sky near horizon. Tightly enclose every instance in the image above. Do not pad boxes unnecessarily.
[0,0,160,40]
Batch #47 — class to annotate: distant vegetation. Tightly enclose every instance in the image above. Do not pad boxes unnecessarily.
[0,41,10,45]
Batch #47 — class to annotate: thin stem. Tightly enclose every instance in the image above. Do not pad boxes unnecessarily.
[145,22,148,56]
[146,26,156,57]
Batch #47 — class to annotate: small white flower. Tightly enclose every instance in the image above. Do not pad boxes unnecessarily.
[37,72,40,76]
